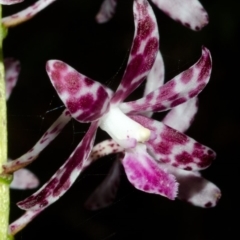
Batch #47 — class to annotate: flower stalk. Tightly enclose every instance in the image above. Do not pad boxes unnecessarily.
[0,5,11,240]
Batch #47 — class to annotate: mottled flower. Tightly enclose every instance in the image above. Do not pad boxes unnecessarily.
[96,0,209,30]
[6,0,219,235]
[6,0,158,234]
[2,0,56,27]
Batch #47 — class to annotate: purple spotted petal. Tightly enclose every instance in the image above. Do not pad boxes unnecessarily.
[0,0,22,5]
[130,115,216,171]
[85,159,122,210]
[151,0,209,31]
[10,168,39,190]
[9,210,40,236]
[111,0,159,104]
[95,0,118,23]
[122,144,178,200]
[165,164,221,207]
[2,0,56,27]
[3,110,71,174]
[4,58,21,100]
[163,97,198,132]
[120,47,211,114]
[46,60,110,122]
[17,121,98,211]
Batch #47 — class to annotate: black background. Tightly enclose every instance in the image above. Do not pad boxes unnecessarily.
[3,0,240,239]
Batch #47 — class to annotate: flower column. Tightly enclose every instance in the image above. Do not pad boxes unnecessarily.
[0,5,10,240]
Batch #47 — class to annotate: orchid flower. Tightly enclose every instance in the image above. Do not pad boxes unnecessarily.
[96,0,209,31]
[3,58,40,190]
[2,0,56,27]
[6,0,219,235]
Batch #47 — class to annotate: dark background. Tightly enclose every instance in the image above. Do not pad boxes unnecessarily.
[3,0,239,239]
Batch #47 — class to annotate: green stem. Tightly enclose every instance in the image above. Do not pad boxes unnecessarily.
[0,5,11,240]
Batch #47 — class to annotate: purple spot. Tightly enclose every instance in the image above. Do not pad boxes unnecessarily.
[170,97,187,108]
[184,22,190,28]
[184,166,192,171]
[161,127,188,145]
[161,158,171,163]
[143,185,150,191]
[168,93,179,101]
[157,81,176,101]
[26,13,33,19]
[80,94,94,109]
[53,61,67,70]
[172,163,179,168]
[65,110,71,116]
[204,202,212,208]
[50,125,59,134]
[51,70,60,82]
[40,138,48,144]
[97,87,108,104]
[10,225,16,233]
[175,151,193,165]
[137,16,154,40]
[194,142,203,149]
[8,77,14,83]
[64,72,81,94]
[154,141,172,155]
[146,93,154,101]
[84,78,94,86]
[174,18,181,25]
[181,68,193,84]
[197,154,214,168]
